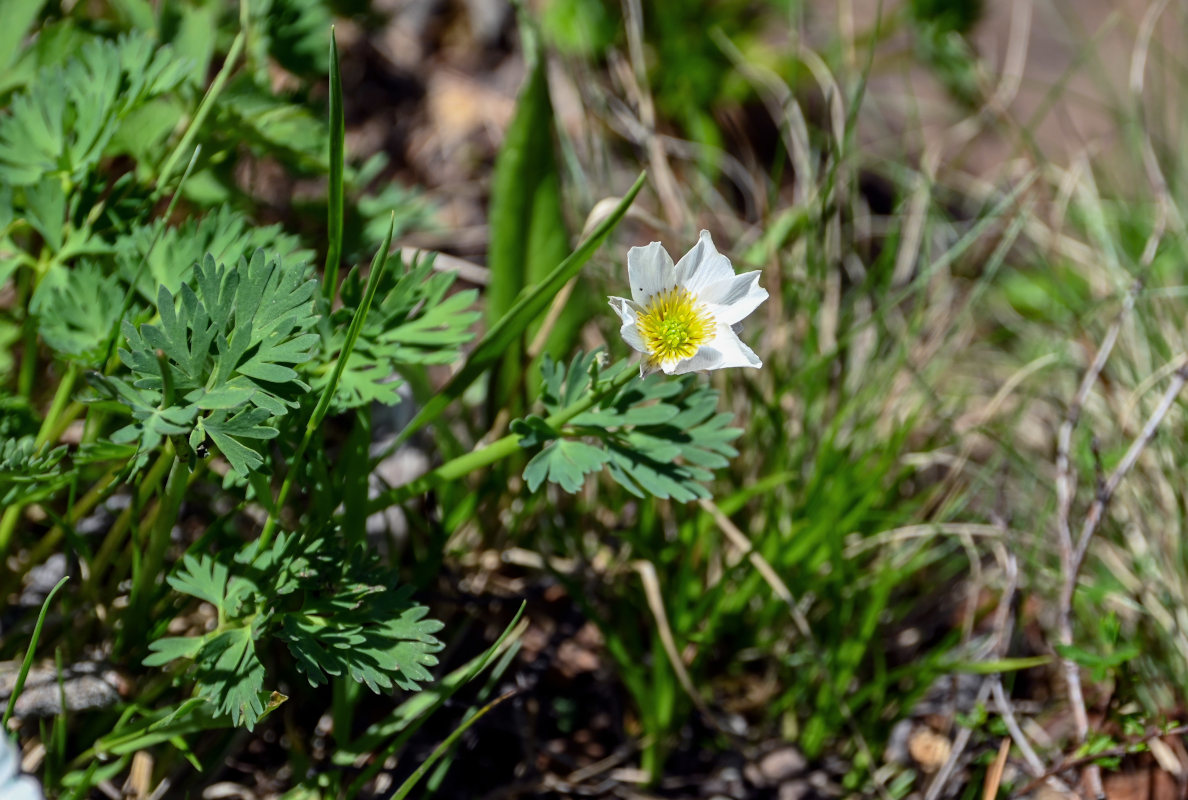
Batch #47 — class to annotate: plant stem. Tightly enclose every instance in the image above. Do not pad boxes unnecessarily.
[368,364,637,512]
[257,214,398,550]
[125,455,189,649]
[20,466,119,566]
[156,31,246,193]
[83,445,175,599]
[35,363,78,448]
[16,267,37,399]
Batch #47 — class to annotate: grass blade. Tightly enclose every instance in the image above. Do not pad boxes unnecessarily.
[486,21,569,407]
[339,602,526,792]
[3,576,69,728]
[385,170,647,453]
[258,213,396,548]
[323,26,345,300]
[389,689,519,800]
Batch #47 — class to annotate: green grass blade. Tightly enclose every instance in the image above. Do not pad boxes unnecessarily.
[323,26,345,300]
[156,30,245,193]
[3,576,69,728]
[386,170,646,452]
[258,214,396,548]
[389,689,519,800]
[945,656,1053,674]
[486,22,569,407]
[310,213,395,432]
[337,601,526,776]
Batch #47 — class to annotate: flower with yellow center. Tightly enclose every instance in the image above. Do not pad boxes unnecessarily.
[609,230,767,376]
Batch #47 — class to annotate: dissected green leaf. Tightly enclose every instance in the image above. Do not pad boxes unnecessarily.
[514,352,742,500]
[196,626,267,728]
[166,553,232,609]
[216,76,328,171]
[0,436,70,506]
[0,33,188,186]
[311,254,479,412]
[34,261,124,365]
[112,248,318,475]
[524,439,610,493]
[143,636,204,667]
[146,530,444,731]
[117,207,311,301]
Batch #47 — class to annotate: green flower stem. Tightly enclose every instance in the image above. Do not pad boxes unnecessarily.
[82,444,175,599]
[34,363,78,448]
[257,214,397,551]
[125,455,190,648]
[0,502,23,561]
[48,400,85,444]
[21,466,119,568]
[156,30,246,193]
[16,267,36,400]
[368,364,636,512]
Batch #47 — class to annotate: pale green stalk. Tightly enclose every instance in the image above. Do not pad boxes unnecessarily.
[258,215,396,550]
[368,365,636,512]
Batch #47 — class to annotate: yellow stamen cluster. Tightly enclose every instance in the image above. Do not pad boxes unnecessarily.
[636,287,715,367]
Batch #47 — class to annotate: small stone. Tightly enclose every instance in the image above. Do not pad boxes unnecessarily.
[908,726,952,773]
[753,747,808,786]
[19,554,67,606]
[779,781,812,800]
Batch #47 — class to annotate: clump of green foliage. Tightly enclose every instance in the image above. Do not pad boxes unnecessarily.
[0,2,750,795]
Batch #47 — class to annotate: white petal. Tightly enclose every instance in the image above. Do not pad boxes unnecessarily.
[627,241,676,305]
[608,296,648,354]
[674,230,734,294]
[608,295,635,323]
[702,270,768,325]
[673,325,761,373]
[669,345,724,375]
[709,325,762,369]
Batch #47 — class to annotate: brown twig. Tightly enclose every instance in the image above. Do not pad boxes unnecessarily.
[1012,725,1188,799]
[1051,112,1169,792]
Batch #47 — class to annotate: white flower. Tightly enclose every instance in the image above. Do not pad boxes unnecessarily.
[0,734,43,800]
[609,230,767,376]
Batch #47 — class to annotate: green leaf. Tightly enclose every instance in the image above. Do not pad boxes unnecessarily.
[34,262,123,365]
[395,172,646,446]
[165,0,218,88]
[0,0,47,72]
[143,636,204,668]
[196,407,278,477]
[312,254,479,413]
[260,0,333,77]
[23,177,66,252]
[217,76,328,171]
[0,33,188,186]
[116,206,311,300]
[487,26,570,403]
[514,353,742,500]
[116,249,318,475]
[524,439,610,493]
[336,602,525,767]
[195,626,267,729]
[0,436,70,506]
[256,533,445,693]
[167,553,231,610]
